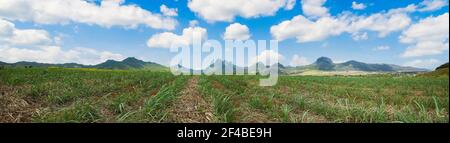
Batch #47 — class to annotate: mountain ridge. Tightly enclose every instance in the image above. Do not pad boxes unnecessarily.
[286,57,428,74]
[0,57,167,71]
[0,57,429,73]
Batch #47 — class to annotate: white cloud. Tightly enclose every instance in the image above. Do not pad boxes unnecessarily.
[418,0,448,12]
[373,46,390,51]
[270,15,348,42]
[401,41,449,57]
[271,5,414,43]
[147,26,208,48]
[187,0,295,22]
[351,32,368,41]
[0,0,177,30]
[0,46,124,65]
[0,18,52,45]
[285,0,297,10]
[160,4,178,17]
[348,11,412,37]
[352,1,366,10]
[289,54,310,66]
[400,13,449,57]
[0,18,13,37]
[10,30,53,45]
[223,23,251,40]
[403,59,439,68]
[0,18,124,65]
[251,50,284,65]
[301,0,329,19]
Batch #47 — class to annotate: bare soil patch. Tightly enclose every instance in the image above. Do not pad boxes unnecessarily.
[0,85,40,123]
[167,77,214,123]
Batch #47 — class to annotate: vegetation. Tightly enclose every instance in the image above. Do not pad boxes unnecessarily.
[0,57,167,70]
[286,57,428,74]
[436,62,449,70]
[0,68,448,123]
[0,57,429,75]
[419,62,449,77]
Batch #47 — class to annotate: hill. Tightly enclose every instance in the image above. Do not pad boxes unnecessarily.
[419,62,449,77]
[0,57,168,71]
[172,60,287,75]
[94,57,167,70]
[172,57,428,76]
[285,57,428,75]
[436,62,449,70]
[0,56,430,74]
[0,61,9,66]
[0,61,87,68]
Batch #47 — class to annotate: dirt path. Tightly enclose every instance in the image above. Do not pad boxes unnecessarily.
[167,77,214,123]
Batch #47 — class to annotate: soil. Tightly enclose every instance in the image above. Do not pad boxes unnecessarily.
[0,85,39,123]
[167,77,214,123]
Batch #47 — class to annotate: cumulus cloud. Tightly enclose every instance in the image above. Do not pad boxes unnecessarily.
[147,26,208,48]
[418,0,448,12]
[351,32,368,41]
[223,23,251,40]
[0,0,177,30]
[285,0,297,10]
[271,4,414,43]
[160,4,178,17]
[251,50,284,65]
[0,18,52,45]
[270,15,348,42]
[400,13,449,57]
[403,59,439,69]
[301,0,329,19]
[0,18,124,65]
[187,0,295,22]
[289,54,310,67]
[0,46,124,65]
[352,1,367,10]
[347,10,413,37]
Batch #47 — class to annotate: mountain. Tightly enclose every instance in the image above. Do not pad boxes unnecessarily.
[245,62,286,74]
[419,62,449,77]
[175,57,426,76]
[1,56,430,74]
[315,57,335,71]
[0,61,86,68]
[436,62,449,70]
[201,60,244,74]
[338,60,394,71]
[92,57,167,70]
[286,57,428,74]
[94,57,167,70]
[172,60,286,75]
[0,57,168,71]
[0,61,9,66]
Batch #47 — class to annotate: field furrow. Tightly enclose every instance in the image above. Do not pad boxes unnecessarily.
[167,76,214,123]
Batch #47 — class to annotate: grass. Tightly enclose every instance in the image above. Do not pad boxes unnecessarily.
[418,68,449,77]
[141,76,187,122]
[34,100,100,123]
[1,68,176,123]
[198,76,237,122]
[0,68,448,123]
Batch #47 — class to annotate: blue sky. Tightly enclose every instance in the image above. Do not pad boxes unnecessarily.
[0,0,448,69]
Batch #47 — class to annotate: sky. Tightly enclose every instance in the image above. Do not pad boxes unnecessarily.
[0,0,449,69]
